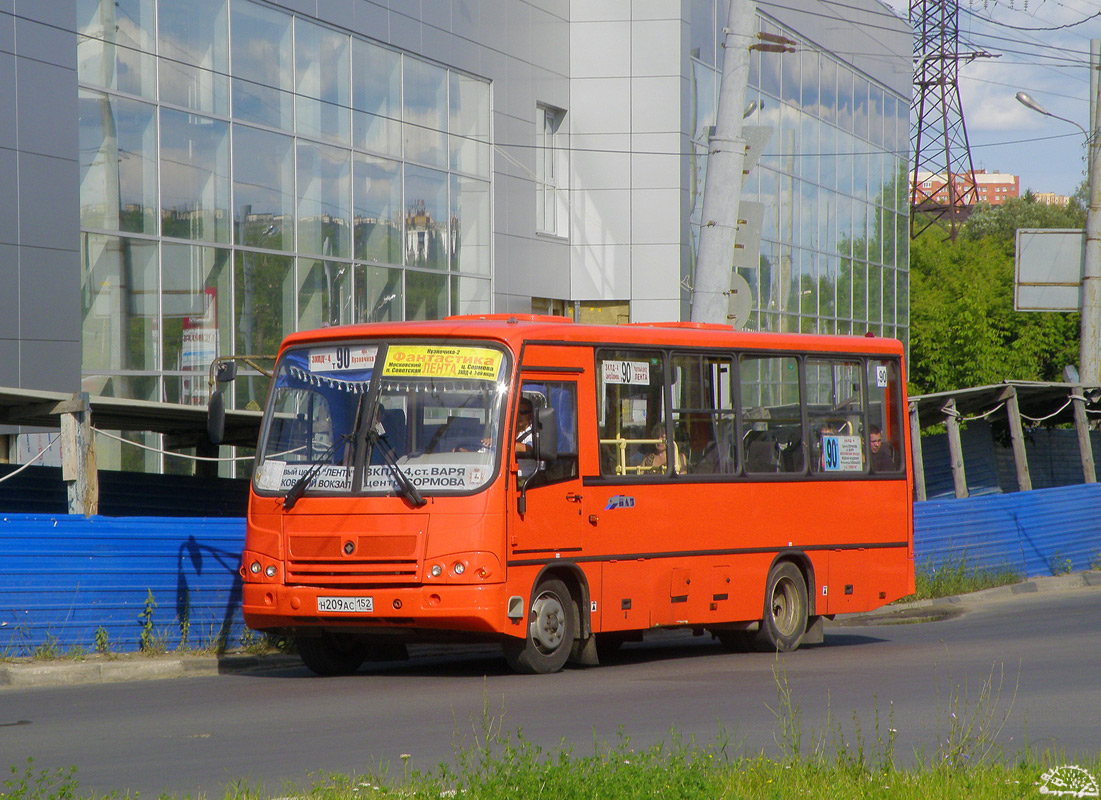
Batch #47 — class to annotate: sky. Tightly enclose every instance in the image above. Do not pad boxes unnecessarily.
[881,0,1100,198]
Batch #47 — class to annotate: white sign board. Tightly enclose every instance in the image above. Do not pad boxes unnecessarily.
[1015,228,1085,312]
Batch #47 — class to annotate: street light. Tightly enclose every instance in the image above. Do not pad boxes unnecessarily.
[1016,86,1101,384]
[1015,91,1089,141]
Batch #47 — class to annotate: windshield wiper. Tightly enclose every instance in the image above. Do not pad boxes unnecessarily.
[367,427,427,507]
[283,433,353,510]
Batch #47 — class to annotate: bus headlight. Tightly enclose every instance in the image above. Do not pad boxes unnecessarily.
[265,565,277,578]
[250,561,262,574]
[430,564,443,578]
[453,561,466,575]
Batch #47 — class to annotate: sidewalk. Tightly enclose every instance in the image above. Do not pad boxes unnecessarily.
[3,571,1098,690]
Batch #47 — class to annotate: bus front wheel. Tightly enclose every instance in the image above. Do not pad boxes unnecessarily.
[296,632,369,676]
[503,578,576,674]
[754,562,808,653]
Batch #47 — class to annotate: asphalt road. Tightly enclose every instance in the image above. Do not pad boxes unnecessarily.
[2,584,1099,797]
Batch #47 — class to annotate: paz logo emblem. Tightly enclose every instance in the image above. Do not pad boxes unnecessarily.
[1038,765,1099,797]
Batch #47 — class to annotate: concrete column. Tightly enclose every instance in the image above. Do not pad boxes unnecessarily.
[61,392,99,516]
[1001,387,1032,492]
[943,398,968,499]
[909,400,926,501]
[1070,387,1097,483]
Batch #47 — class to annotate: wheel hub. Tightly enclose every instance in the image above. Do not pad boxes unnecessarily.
[529,593,566,653]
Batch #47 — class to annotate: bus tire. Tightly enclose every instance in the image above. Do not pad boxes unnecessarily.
[502,578,576,674]
[296,632,368,676]
[753,562,808,653]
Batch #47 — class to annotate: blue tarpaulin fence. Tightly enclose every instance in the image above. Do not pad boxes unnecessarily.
[0,514,246,657]
[913,482,1101,575]
[2,483,1100,655]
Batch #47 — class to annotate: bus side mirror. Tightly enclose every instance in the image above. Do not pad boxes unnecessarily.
[207,390,226,445]
[206,360,238,445]
[532,406,558,463]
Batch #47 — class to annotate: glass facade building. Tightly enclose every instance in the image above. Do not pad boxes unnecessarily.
[75,0,492,434]
[1,0,910,473]
[688,2,909,341]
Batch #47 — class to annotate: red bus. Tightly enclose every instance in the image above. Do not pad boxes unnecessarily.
[231,316,913,674]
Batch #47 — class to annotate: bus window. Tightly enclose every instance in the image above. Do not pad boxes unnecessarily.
[671,354,735,475]
[519,380,579,484]
[867,358,904,473]
[740,355,804,474]
[596,350,666,476]
[806,358,865,474]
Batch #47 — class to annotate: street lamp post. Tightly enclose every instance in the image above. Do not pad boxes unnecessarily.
[1016,79,1101,383]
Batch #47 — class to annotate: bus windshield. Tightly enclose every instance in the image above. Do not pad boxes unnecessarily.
[253,341,511,499]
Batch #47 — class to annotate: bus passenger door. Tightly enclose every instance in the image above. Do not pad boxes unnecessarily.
[508,348,589,556]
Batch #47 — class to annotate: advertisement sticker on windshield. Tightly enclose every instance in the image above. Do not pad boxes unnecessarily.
[309,345,377,373]
[383,345,502,380]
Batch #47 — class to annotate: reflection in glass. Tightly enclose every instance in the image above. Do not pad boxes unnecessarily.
[353,39,402,157]
[449,72,490,177]
[355,264,403,323]
[451,275,490,316]
[160,108,231,242]
[161,243,231,405]
[405,270,448,320]
[868,264,882,324]
[450,175,490,275]
[782,46,801,106]
[233,125,294,251]
[404,165,448,270]
[353,154,402,265]
[692,61,717,144]
[231,0,294,131]
[835,130,853,197]
[403,59,447,167]
[235,250,294,407]
[689,0,715,65]
[296,18,350,143]
[80,233,159,377]
[854,76,870,142]
[836,68,854,133]
[819,57,837,126]
[158,0,229,115]
[77,0,156,98]
[297,142,352,258]
[298,258,353,330]
[79,90,158,234]
[758,28,782,98]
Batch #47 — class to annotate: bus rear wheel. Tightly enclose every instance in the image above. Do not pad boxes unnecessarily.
[296,632,369,676]
[754,562,808,653]
[503,578,576,674]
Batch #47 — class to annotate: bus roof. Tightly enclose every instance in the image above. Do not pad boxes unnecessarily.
[278,315,905,358]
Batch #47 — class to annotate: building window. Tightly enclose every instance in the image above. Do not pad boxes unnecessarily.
[537,105,566,237]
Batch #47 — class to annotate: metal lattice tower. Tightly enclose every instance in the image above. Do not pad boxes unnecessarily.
[909,0,983,240]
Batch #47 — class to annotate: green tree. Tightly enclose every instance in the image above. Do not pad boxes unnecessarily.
[908,191,1086,395]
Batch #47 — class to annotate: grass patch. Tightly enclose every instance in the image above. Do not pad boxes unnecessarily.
[15,662,1101,799]
[898,557,1023,603]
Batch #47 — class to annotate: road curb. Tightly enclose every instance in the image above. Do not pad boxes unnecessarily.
[4,572,1098,689]
[834,569,1101,626]
[0,653,300,690]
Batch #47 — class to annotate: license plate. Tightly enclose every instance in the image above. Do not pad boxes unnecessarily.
[317,596,374,613]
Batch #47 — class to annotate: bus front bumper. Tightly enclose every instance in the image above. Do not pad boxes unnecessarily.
[242,582,514,636]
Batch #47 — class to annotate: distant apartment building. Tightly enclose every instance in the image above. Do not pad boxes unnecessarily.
[1034,193,1071,207]
[913,169,1020,207]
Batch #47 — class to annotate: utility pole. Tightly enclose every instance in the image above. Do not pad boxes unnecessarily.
[1081,39,1101,383]
[690,0,755,324]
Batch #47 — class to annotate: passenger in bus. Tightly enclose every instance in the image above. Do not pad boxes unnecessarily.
[639,423,685,473]
[869,424,896,471]
[687,415,721,473]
